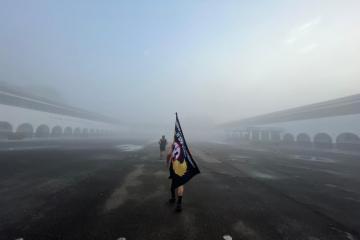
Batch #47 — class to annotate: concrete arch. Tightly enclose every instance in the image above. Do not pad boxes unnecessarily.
[89,129,95,136]
[296,133,312,147]
[336,132,360,151]
[64,127,73,136]
[16,123,34,138]
[73,128,81,136]
[35,124,50,138]
[314,133,333,149]
[82,128,89,137]
[270,131,281,142]
[283,133,295,144]
[51,126,62,137]
[251,130,260,141]
[261,131,270,142]
[0,121,13,139]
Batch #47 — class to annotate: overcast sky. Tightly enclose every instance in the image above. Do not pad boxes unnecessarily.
[1,0,360,130]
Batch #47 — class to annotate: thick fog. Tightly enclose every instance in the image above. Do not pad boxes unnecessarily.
[1,0,360,138]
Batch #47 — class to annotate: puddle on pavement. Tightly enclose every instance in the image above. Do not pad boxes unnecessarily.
[115,144,144,152]
[291,155,336,163]
[249,170,277,179]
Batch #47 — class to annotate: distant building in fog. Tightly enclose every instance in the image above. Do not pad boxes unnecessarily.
[0,83,122,139]
[221,94,360,151]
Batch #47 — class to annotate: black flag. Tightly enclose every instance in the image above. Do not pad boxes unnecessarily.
[169,113,200,189]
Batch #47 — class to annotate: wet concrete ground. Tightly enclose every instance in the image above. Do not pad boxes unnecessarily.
[0,139,359,240]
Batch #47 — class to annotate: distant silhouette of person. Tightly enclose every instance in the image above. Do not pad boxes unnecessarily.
[159,135,167,159]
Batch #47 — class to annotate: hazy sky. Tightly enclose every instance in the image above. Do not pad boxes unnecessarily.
[1,0,360,129]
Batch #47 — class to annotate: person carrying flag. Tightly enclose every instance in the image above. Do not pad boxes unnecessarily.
[166,113,200,212]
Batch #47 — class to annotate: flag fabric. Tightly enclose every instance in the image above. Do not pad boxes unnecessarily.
[169,113,200,189]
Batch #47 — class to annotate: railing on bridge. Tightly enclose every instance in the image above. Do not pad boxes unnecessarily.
[0,121,111,140]
[226,129,360,152]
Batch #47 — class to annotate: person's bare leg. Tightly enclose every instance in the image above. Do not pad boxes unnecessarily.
[169,180,176,203]
[176,185,184,212]
[177,185,184,196]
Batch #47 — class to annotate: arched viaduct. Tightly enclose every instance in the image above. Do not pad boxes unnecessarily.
[222,94,360,151]
[0,88,121,140]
